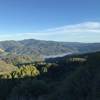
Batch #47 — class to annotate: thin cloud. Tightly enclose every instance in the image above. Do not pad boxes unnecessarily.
[0,21,100,42]
[20,21,100,36]
[44,21,100,33]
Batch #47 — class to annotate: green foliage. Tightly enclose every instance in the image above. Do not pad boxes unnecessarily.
[0,51,100,100]
[8,79,49,99]
[0,65,40,79]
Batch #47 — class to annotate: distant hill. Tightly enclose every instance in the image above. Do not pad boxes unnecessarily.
[0,39,100,61]
[0,60,17,74]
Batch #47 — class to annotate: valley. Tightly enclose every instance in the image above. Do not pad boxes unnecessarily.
[0,40,100,100]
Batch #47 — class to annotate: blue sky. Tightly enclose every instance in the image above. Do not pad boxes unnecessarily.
[0,0,100,42]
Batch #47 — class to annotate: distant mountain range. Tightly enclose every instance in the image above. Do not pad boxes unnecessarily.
[0,39,100,61]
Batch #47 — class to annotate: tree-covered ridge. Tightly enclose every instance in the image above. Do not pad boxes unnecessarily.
[0,51,100,100]
[0,65,40,79]
[0,39,100,61]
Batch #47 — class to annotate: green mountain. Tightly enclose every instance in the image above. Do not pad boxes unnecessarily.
[0,51,100,100]
[0,39,100,61]
[44,51,100,100]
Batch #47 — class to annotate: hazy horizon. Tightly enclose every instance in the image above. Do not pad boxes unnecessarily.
[0,0,100,42]
[0,38,100,44]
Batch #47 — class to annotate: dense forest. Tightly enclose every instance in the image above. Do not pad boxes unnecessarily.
[0,51,100,100]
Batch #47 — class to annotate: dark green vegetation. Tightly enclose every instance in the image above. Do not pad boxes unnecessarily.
[0,51,100,100]
[0,39,100,61]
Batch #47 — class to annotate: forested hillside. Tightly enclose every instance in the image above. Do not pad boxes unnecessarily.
[0,39,100,61]
[0,51,100,100]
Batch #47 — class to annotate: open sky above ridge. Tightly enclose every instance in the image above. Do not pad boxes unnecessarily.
[0,0,100,42]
